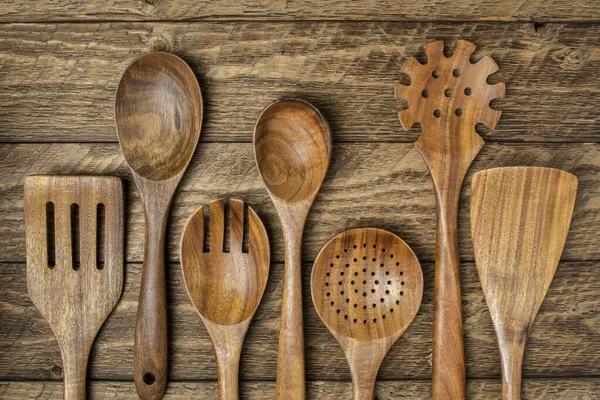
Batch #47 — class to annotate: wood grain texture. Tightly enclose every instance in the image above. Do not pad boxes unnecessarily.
[254,99,331,400]
[311,228,423,400]
[0,0,598,22]
[1,260,598,381]
[0,22,598,143]
[180,198,270,400]
[115,51,202,399]
[23,175,124,399]
[1,378,599,400]
[471,167,578,400]
[1,143,598,264]
[396,39,504,400]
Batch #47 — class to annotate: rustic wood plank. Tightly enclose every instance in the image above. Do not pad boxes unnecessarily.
[1,378,599,399]
[0,0,598,23]
[0,22,598,143]
[1,260,598,381]
[1,143,598,263]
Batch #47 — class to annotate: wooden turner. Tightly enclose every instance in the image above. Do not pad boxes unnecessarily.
[24,175,124,400]
[311,228,423,400]
[180,198,270,400]
[395,39,505,399]
[471,167,578,400]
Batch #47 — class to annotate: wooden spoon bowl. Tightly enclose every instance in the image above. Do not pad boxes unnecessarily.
[312,228,423,400]
[253,98,331,399]
[115,51,202,399]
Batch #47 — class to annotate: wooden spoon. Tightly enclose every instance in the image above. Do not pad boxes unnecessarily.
[311,228,423,400]
[115,52,202,399]
[253,98,331,399]
[471,167,578,400]
[395,40,505,399]
[180,198,270,400]
[24,175,124,400]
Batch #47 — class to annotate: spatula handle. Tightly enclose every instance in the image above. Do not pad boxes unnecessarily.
[432,194,466,400]
[276,227,305,399]
[499,332,527,400]
[134,203,169,399]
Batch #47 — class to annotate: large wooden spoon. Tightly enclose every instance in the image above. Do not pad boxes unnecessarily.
[471,167,578,400]
[395,40,505,399]
[115,52,202,399]
[253,98,331,399]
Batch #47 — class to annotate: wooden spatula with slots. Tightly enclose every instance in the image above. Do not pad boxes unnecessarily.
[24,175,124,400]
[395,40,505,399]
[471,167,578,400]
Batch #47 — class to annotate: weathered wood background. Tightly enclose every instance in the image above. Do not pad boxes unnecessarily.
[0,1,599,399]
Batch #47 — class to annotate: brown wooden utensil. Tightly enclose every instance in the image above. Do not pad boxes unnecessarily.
[311,228,423,400]
[471,167,578,400]
[115,52,203,399]
[180,198,270,400]
[395,39,505,399]
[253,98,331,399]
[24,175,124,400]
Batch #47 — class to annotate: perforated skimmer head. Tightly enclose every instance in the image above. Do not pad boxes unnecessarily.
[312,228,423,342]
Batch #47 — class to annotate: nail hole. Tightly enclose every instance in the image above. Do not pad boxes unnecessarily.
[434,109,441,118]
[143,373,155,385]
[45,202,55,269]
[353,245,357,249]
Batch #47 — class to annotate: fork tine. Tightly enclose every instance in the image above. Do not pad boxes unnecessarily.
[209,199,225,252]
[181,205,204,262]
[248,206,268,255]
[229,198,245,252]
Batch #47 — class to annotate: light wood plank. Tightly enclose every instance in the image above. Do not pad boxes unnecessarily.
[0,22,598,143]
[0,261,598,380]
[1,143,598,263]
[1,378,599,399]
[0,0,598,22]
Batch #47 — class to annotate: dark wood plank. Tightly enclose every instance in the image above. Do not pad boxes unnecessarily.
[1,143,598,264]
[0,22,598,143]
[1,378,599,399]
[0,0,598,22]
[1,260,598,381]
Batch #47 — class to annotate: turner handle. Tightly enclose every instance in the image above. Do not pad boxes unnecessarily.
[276,226,306,399]
[432,189,466,400]
[134,199,170,399]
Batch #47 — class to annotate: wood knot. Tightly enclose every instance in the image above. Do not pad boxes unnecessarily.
[51,365,62,376]
[146,35,172,53]
[552,46,590,71]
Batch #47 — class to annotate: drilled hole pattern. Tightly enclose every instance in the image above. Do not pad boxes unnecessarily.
[312,228,423,341]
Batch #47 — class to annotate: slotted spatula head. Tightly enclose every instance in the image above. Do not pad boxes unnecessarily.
[180,198,270,326]
[312,228,422,400]
[24,175,124,399]
[471,167,578,400]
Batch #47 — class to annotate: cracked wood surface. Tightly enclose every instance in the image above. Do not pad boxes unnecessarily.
[0,0,598,22]
[0,22,598,143]
[1,379,599,399]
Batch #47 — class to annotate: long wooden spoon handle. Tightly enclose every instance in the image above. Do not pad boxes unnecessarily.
[276,228,306,399]
[134,204,169,399]
[499,332,527,400]
[432,195,466,399]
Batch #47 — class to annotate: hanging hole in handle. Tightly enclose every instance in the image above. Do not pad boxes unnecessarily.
[143,372,156,385]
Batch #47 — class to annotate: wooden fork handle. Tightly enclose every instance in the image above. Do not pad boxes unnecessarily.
[432,191,466,400]
[276,227,306,399]
[134,203,169,399]
[62,342,92,400]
